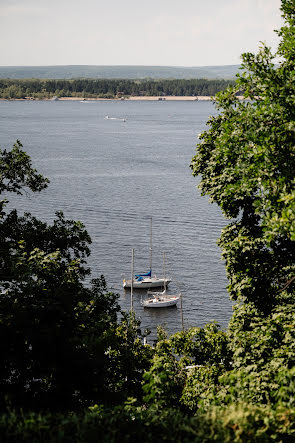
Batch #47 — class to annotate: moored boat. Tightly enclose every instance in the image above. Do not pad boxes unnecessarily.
[141,290,180,308]
[123,274,170,289]
[123,218,170,289]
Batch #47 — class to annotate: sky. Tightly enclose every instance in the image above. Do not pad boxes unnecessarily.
[0,0,283,67]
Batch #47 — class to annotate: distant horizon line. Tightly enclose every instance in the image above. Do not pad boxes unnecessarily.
[0,63,241,68]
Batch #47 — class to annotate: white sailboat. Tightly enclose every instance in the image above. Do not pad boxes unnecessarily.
[141,291,180,308]
[141,252,180,308]
[123,218,171,289]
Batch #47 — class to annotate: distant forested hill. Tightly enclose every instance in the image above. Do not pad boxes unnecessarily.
[0,65,240,80]
[0,78,235,99]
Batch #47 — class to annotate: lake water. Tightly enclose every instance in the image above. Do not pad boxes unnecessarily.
[0,99,232,340]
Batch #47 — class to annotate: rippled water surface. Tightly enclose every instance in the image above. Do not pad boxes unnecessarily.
[0,100,232,339]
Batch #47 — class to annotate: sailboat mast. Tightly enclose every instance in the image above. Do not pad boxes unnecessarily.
[130,248,134,311]
[163,251,166,291]
[180,293,184,331]
[150,217,152,274]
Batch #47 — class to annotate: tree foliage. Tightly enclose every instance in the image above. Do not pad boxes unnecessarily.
[2,403,295,443]
[0,78,234,99]
[0,141,151,412]
[142,324,231,412]
[191,0,295,311]
[189,0,295,412]
[0,140,49,198]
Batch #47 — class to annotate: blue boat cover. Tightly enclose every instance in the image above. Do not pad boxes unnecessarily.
[135,270,151,278]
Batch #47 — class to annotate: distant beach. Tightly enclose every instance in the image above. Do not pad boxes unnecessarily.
[0,96,246,101]
[58,96,213,101]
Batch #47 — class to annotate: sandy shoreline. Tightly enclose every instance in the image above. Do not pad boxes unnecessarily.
[0,96,214,101]
[0,95,246,102]
[74,96,213,101]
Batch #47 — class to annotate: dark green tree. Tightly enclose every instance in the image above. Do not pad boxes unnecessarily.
[191,0,295,406]
[0,141,147,412]
[142,324,231,412]
[191,0,294,310]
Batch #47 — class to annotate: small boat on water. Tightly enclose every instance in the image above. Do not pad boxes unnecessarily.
[105,115,126,122]
[123,218,170,289]
[141,252,180,308]
[123,272,170,289]
[141,290,180,308]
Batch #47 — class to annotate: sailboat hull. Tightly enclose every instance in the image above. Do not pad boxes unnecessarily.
[142,296,179,308]
[123,278,170,289]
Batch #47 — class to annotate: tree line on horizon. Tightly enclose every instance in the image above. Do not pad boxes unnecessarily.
[0,78,235,99]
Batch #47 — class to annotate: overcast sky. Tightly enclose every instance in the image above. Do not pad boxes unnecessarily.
[0,0,283,66]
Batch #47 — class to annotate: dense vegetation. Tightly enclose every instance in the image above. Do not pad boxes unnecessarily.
[0,1,294,441]
[0,78,234,99]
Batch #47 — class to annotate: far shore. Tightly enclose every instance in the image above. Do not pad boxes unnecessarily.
[58,96,214,101]
[0,96,246,102]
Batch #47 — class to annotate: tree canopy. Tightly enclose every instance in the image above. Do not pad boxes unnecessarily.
[0,78,234,99]
[190,0,295,410]
[0,141,151,412]
[191,0,295,311]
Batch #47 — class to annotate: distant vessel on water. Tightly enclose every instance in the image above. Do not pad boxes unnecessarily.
[105,115,126,122]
